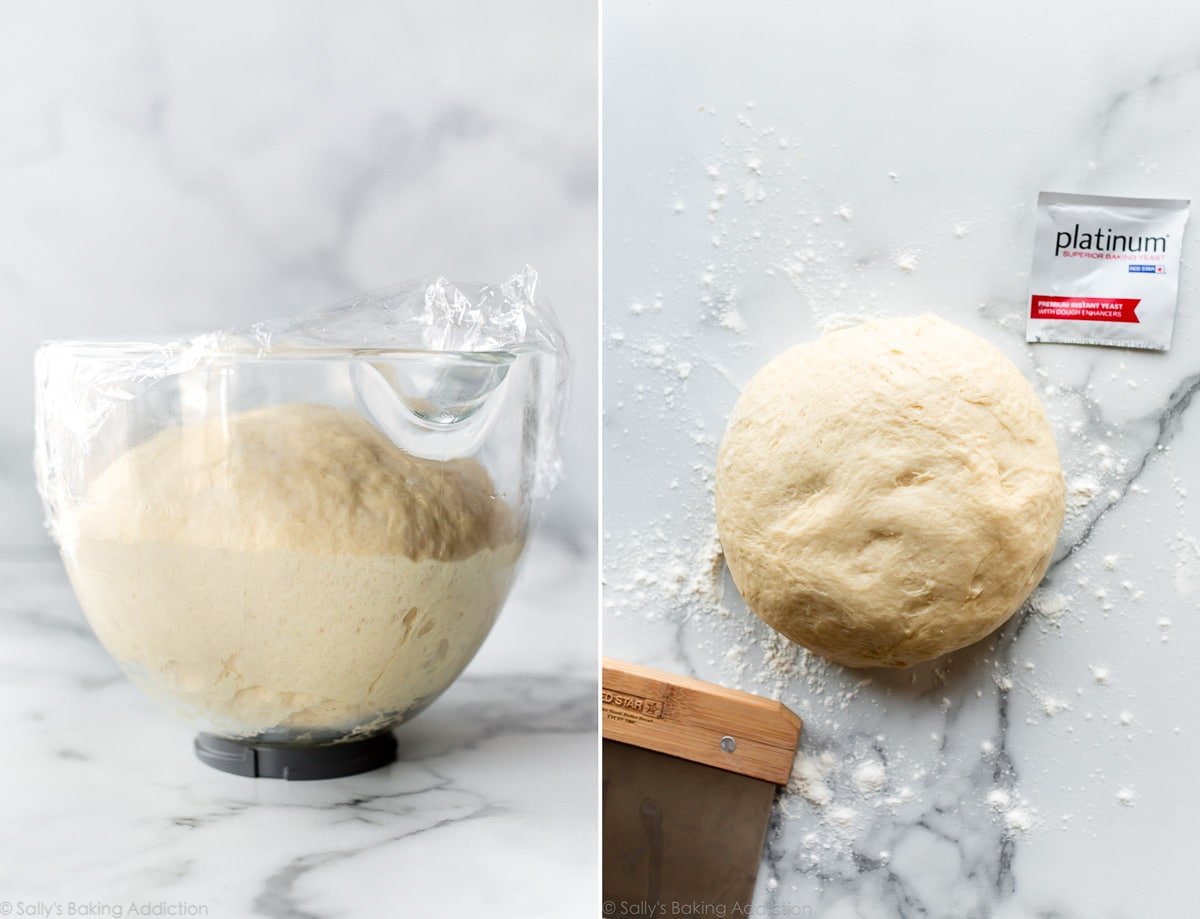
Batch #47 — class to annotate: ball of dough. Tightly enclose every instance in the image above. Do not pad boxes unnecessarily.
[715,315,1064,668]
[65,403,521,738]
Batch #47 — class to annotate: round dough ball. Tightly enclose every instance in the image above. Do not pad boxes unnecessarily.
[715,315,1064,668]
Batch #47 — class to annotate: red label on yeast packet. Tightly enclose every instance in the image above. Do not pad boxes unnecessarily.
[1029,295,1140,324]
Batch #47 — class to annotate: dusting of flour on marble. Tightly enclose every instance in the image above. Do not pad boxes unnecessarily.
[604,97,1193,898]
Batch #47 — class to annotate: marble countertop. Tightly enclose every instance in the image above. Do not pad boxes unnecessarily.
[0,534,597,918]
[603,1,1200,916]
[0,0,598,551]
[0,3,598,915]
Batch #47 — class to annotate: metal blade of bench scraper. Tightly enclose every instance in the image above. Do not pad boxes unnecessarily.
[602,738,778,915]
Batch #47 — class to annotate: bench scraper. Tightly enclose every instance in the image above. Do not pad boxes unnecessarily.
[602,658,803,915]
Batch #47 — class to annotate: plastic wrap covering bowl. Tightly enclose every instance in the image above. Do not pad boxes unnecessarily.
[33,268,568,776]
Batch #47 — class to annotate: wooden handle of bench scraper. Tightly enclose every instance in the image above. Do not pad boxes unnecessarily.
[602,658,802,785]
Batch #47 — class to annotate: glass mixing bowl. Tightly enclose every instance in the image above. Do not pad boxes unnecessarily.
[35,332,563,779]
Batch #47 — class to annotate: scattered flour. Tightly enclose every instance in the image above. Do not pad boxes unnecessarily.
[1030,587,1069,623]
[1067,476,1100,514]
[604,100,1192,873]
[893,250,919,273]
[829,806,859,834]
[1173,532,1200,597]
[717,305,748,333]
[986,785,1038,835]
[813,311,886,334]
[786,751,836,807]
[1041,696,1070,718]
[1005,808,1034,833]
[852,760,887,795]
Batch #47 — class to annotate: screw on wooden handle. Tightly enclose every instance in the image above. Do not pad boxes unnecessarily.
[601,657,803,785]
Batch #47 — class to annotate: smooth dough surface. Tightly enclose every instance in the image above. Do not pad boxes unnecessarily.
[715,315,1065,668]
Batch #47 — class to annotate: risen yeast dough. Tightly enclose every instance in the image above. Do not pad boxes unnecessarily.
[66,403,520,738]
[715,315,1065,668]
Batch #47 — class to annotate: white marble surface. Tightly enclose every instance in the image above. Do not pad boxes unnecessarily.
[603,2,1200,916]
[1,3,597,918]
[0,0,597,550]
[0,535,596,918]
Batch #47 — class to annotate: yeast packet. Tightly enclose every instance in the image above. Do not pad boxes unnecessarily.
[1027,191,1190,350]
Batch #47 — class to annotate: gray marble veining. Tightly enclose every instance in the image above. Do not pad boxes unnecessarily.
[1,2,598,917]
[0,0,597,552]
[603,1,1200,916]
[0,536,597,917]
